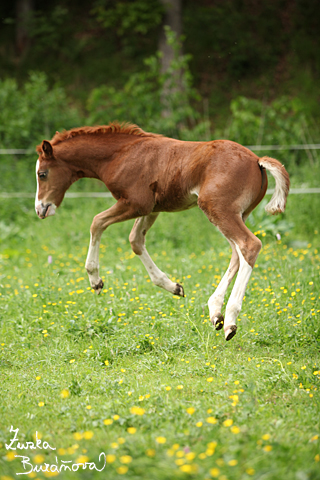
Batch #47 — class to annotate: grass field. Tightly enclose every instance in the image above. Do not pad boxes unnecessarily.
[0,189,319,480]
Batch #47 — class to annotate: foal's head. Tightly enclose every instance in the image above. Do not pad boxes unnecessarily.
[35,140,73,219]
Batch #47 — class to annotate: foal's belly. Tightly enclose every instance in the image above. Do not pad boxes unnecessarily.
[152,192,198,213]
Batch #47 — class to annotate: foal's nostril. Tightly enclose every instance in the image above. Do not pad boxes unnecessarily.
[36,202,51,219]
[43,204,50,217]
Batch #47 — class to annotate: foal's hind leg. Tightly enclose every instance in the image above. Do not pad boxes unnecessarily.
[129,213,184,296]
[199,200,261,340]
[222,232,261,340]
[208,241,239,330]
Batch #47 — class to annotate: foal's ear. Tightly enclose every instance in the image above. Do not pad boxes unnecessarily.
[41,140,53,158]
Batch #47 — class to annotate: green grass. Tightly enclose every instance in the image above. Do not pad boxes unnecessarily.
[0,195,319,480]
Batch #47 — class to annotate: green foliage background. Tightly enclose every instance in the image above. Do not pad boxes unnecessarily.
[1,0,320,131]
[0,2,320,479]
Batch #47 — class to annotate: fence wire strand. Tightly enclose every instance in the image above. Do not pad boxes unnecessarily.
[1,144,319,196]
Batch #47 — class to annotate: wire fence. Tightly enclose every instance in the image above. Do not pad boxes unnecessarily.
[0,144,319,197]
[1,144,320,155]
[246,144,320,151]
[0,188,319,199]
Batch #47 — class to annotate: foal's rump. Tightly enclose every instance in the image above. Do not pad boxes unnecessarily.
[196,140,267,219]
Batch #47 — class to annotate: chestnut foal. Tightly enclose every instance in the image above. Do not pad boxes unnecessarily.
[35,123,289,341]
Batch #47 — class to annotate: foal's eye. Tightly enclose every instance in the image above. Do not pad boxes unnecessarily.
[38,172,47,180]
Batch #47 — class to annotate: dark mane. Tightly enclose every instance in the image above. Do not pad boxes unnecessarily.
[36,122,160,154]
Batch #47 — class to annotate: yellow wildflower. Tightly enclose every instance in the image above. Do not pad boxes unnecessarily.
[103,419,113,425]
[206,417,218,424]
[120,455,132,464]
[210,467,220,477]
[186,407,195,415]
[76,455,89,464]
[117,466,128,474]
[231,426,240,434]
[223,419,233,427]
[146,449,156,457]
[156,436,166,444]
[105,454,116,463]
[263,445,273,452]
[33,454,45,464]
[130,406,145,416]
[246,468,255,475]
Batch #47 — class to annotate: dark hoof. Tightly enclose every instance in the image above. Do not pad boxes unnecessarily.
[174,283,185,297]
[225,325,237,341]
[93,279,104,294]
[212,314,224,330]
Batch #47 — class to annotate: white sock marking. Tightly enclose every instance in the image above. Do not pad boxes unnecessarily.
[208,267,233,321]
[224,243,252,332]
[85,233,102,287]
[139,246,178,294]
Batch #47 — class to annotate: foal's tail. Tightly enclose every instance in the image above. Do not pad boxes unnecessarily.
[258,156,290,215]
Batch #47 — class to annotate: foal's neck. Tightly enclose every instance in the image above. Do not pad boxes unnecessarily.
[56,133,138,181]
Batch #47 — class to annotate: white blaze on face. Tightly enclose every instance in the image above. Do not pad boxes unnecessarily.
[35,159,41,212]
[35,159,57,218]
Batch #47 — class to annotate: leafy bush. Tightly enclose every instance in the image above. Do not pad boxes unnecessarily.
[87,28,209,140]
[0,72,83,192]
[219,96,319,168]
[0,53,318,196]
[0,72,81,150]
[92,0,164,36]
[246,199,294,240]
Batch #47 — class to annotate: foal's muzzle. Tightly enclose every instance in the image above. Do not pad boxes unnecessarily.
[35,202,56,219]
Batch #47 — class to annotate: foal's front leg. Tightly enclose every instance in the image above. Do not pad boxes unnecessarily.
[129,214,185,296]
[86,231,104,293]
[85,201,137,294]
